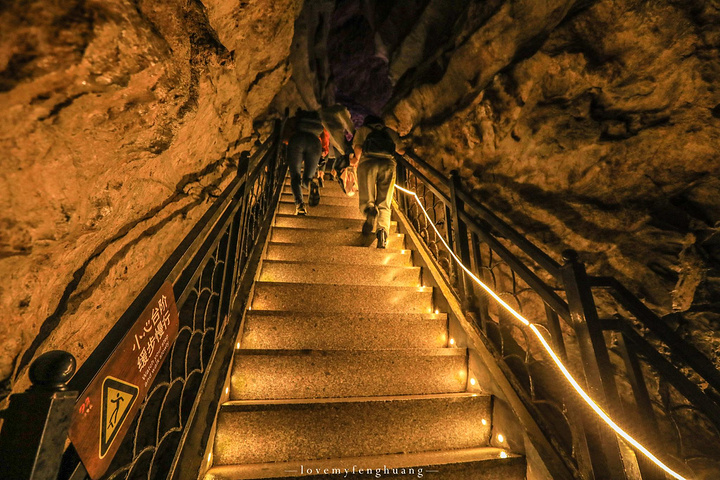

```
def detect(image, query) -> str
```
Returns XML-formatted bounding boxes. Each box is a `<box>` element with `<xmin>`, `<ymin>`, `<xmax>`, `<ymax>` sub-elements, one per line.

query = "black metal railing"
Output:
<box><xmin>0</xmin><ymin>119</ymin><xmax>287</xmax><ymax>480</ymax></box>
<box><xmin>395</xmin><ymin>152</ymin><xmax>720</xmax><ymax>480</ymax></box>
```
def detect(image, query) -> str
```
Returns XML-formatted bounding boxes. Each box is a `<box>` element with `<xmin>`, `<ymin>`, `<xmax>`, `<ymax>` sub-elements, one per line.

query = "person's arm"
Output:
<box><xmin>351</xmin><ymin>126</ymin><xmax>367</xmax><ymax>167</ymax></box>
<box><xmin>388</xmin><ymin>129</ymin><xmax>405</xmax><ymax>155</ymax></box>
<box><xmin>352</xmin><ymin>145</ymin><xmax>362</xmax><ymax>167</ymax></box>
<box><xmin>321</xmin><ymin>129</ymin><xmax>330</xmax><ymax>157</ymax></box>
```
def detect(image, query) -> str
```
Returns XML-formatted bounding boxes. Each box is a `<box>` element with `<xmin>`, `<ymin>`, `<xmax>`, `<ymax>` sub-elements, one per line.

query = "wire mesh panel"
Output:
<box><xmin>395</xmin><ymin>154</ymin><xmax>720</xmax><ymax>480</ymax></box>
<box><xmin>61</xmin><ymin>128</ymin><xmax>287</xmax><ymax>480</ymax></box>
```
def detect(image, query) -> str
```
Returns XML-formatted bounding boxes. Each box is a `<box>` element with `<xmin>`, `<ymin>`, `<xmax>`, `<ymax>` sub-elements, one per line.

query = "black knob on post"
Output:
<box><xmin>28</xmin><ymin>350</ymin><xmax>76</xmax><ymax>392</ymax></box>
<box><xmin>562</xmin><ymin>249</ymin><xmax>579</xmax><ymax>264</ymax></box>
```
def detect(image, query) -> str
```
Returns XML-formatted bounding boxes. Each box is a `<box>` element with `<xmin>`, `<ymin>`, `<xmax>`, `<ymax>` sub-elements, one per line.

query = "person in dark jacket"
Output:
<box><xmin>352</xmin><ymin>115</ymin><xmax>405</xmax><ymax>248</ymax></box>
<box><xmin>287</xmin><ymin>109</ymin><xmax>325</xmax><ymax>215</ymax></box>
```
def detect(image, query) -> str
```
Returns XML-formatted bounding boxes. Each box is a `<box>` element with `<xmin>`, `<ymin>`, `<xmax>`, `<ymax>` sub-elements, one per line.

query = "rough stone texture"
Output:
<box><xmin>0</xmin><ymin>0</ymin><xmax>303</xmax><ymax>396</ymax></box>
<box><xmin>340</xmin><ymin>0</ymin><xmax>720</xmax><ymax>371</ymax></box>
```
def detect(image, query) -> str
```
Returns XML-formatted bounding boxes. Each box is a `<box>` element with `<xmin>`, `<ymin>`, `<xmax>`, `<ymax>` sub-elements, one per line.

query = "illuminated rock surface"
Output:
<box><xmin>1</xmin><ymin>0</ymin><xmax>719</xmax><ymax>412</ymax></box>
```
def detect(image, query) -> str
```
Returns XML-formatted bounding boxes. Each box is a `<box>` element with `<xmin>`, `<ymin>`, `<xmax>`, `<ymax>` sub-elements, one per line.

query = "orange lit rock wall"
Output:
<box><xmin>381</xmin><ymin>0</ymin><xmax>720</xmax><ymax>362</ymax></box>
<box><xmin>0</xmin><ymin>0</ymin><xmax>302</xmax><ymax>394</ymax></box>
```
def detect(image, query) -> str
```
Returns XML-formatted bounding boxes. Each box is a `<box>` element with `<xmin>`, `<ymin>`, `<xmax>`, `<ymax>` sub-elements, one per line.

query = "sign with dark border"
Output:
<box><xmin>69</xmin><ymin>281</ymin><xmax>179</xmax><ymax>479</ymax></box>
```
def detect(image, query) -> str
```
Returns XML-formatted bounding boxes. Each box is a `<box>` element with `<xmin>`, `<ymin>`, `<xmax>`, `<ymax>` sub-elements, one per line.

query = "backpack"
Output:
<box><xmin>362</xmin><ymin>126</ymin><xmax>396</xmax><ymax>160</ymax></box>
<box><xmin>296</xmin><ymin>111</ymin><xmax>325</xmax><ymax>137</ymax></box>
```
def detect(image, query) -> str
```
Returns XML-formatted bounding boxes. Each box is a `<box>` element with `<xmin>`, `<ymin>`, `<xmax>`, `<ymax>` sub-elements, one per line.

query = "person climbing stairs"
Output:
<box><xmin>201</xmin><ymin>175</ymin><xmax>527</xmax><ymax>479</ymax></box>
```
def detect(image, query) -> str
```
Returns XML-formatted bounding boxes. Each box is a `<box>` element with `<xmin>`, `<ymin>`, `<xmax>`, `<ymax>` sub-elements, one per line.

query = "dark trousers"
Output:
<box><xmin>287</xmin><ymin>131</ymin><xmax>322</xmax><ymax>205</ymax></box>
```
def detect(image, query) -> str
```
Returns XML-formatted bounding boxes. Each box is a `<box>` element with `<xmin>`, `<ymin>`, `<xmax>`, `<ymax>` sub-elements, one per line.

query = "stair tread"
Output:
<box><xmin>243</xmin><ymin>310</ymin><xmax>445</xmax><ymax>318</ymax></box>
<box><xmin>234</xmin><ymin>348</ymin><xmax>464</xmax><ymax>356</ymax></box>
<box><xmin>205</xmin><ymin>447</ymin><xmax>522</xmax><ymax>480</ymax></box>
<box><xmin>266</xmin><ymin>242</ymin><xmax>408</xmax><ymax>254</ymax></box>
<box><xmin>221</xmin><ymin>391</ymin><xmax>484</xmax><ymax>408</ymax></box>
<box><xmin>260</xmin><ymin>259</ymin><xmax>416</xmax><ymax>269</ymax></box>
<box><xmin>214</xmin><ymin>394</ymin><xmax>492</xmax><ymax>466</ymax></box>
<box><xmin>253</xmin><ymin>280</ymin><xmax>426</xmax><ymax>288</ymax></box>
<box><xmin>230</xmin><ymin>348</ymin><xmax>469</xmax><ymax>400</ymax></box>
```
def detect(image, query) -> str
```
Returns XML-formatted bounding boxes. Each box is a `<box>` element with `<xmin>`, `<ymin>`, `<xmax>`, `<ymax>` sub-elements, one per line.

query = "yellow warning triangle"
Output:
<box><xmin>100</xmin><ymin>376</ymin><xmax>139</xmax><ymax>458</ymax></box>
<box><xmin>104</xmin><ymin>387</ymin><xmax>133</xmax><ymax>437</ymax></box>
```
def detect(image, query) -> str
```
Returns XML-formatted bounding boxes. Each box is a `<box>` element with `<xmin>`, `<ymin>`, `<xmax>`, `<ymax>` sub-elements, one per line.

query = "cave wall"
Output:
<box><xmin>0</xmin><ymin>0</ymin><xmax>303</xmax><ymax>395</ymax></box>
<box><xmin>344</xmin><ymin>0</ymin><xmax>720</xmax><ymax>363</ymax></box>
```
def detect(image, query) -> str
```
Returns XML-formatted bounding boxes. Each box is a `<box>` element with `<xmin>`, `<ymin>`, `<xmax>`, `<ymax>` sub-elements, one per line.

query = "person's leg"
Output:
<box><xmin>301</xmin><ymin>133</ymin><xmax>322</xmax><ymax>187</ymax></box>
<box><xmin>357</xmin><ymin>159</ymin><xmax>379</xmax><ymax>235</ymax></box>
<box><xmin>302</xmin><ymin>133</ymin><xmax>323</xmax><ymax>206</ymax></box>
<box><xmin>287</xmin><ymin>134</ymin><xmax>304</xmax><ymax>206</ymax></box>
<box><xmin>374</xmin><ymin>160</ymin><xmax>396</xmax><ymax>247</ymax></box>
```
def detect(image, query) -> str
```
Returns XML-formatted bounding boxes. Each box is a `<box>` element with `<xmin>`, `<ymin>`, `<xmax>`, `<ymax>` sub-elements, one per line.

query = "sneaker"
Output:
<box><xmin>317</xmin><ymin>173</ymin><xmax>325</xmax><ymax>188</ymax></box>
<box><xmin>376</xmin><ymin>228</ymin><xmax>388</xmax><ymax>249</ymax></box>
<box><xmin>295</xmin><ymin>203</ymin><xmax>308</xmax><ymax>216</ymax></box>
<box><xmin>309</xmin><ymin>178</ymin><xmax>320</xmax><ymax>207</ymax></box>
<box><xmin>362</xmin><ymin>206</ymin><xmax>378</xmax><ymax>235</ymax></box>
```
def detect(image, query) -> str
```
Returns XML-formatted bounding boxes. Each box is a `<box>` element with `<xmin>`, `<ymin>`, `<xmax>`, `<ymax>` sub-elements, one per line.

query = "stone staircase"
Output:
<box><xmin>202</xmin><ymin>176</ymin><xmax>526</xmax><ymax>479</ymax></box>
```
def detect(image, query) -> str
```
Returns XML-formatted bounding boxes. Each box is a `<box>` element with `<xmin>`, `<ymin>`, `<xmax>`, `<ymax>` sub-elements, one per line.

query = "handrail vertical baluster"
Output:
<box><xmin>560</xmin><ymin>249</ymin><xmax>628</xmax><ymax>479</ymax></box>
<box><xmin>617</xmin><ymin>330</ymin><xmax>666</xmax><ymax>480</ymax></box>
<box><xmin>449</xmin><ymin>171</ymin><xmax>473</xmax><ymax>307</ymax></box>
<box><xmin>469</xmin><ymin>231</ymin><xmax>490</xmax><ymax>333</ymax></box>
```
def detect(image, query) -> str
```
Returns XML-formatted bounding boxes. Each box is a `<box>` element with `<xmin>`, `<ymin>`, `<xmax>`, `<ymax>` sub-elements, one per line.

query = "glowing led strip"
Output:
<box><xmin>394</xmin><ymin>184</ymin><xmax>688</xmax><ymax>480</ymax></box>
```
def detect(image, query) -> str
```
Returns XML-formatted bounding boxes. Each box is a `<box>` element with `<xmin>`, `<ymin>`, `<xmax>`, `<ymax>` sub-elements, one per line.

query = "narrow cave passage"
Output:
<box><xmin>1</xmin><ymin>1</ymin><xmax>720</xmax><ymax>480</ymax></box>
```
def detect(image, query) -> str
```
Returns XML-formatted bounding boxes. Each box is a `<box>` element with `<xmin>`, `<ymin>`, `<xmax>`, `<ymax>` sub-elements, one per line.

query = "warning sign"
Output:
<box><xmin>100</xmin><ymin>377</ymin><xmax>138</xmax><ymax>458</ymax></box>
<box><xmin>69</xmin><ymin>282</ymin><xmax>179</xmax><ymax>479</ymax></box>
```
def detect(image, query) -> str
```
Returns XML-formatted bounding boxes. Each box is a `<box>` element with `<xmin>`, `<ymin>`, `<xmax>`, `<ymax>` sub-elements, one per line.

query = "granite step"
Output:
<box><xmin>258</xmin><ymin>260</ymin><xmax>421</xmax><ymax>286</ymax></box>
<box><xmin>240</xmin><ymin>311</ymin><xmax>448</xmax><ymax>350</ymax></box>
<box><xmin>274</xmin><ymin>214</ymin><xmax>397</xmax><ymax>233</ymax></box>
<box><xmin>269</xmin><ymin>228</ymin><xmax>405</xmax><ymax>248</ymax></box>
<box><xmin>212</xmin><ymin>394</ymin><xmax>492</xmax><ymax>466</ymax></box>
<box><xmin>278</xmin><ymin>202</ymin><xmax>362</xmax><ymax>219</ymax></box>
<box><xmin>264</xmin><ymin>243</ymin><xmax>412</xmax><ymax>267</ymax></box>
<box><xmin>230</xmin><ymin>348</ymin><xmax>467</xmax><ymax>400</ymax></box>
<box><xmin>204</xmin><ymin>447</ymin><xmax>525</xmax><ymax>480</ymax></box>
<box><xmin>282</xmin><ymin>185</ymin><xmax>349</xmax><ymax>199</ymax></box>
<box><xmin>250</xmin><ymin>282</ymin><xmax>433</xmax><ymax>313</ymax></box>
<box><xmin>280</xmin><ymin>192</ymin><xmax>356</xmax><ymax>206</ymax></box>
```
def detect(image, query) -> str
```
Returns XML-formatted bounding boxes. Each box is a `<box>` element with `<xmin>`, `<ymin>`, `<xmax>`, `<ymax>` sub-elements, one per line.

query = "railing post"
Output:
<box><xmin>560</xmin><ymin>249</ymin><xmax>628</xmax><ymax>480</ymax></box>
<box><xmin>0</xmin><ymin>351</ymin><xmax>77</xmax><ymax>480</ymax></box>
<box><xmin>395</xmin><ymin>160</ymin><xmax>408</xmax><ymax>215</ymax></box>
<box><xmin>448</xmin><ymin>170</ymin><xmax>473</xmax><ymax>306</ymax></box>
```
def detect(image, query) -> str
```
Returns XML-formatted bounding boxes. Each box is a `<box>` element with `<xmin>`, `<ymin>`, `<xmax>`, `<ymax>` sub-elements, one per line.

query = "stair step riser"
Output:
<box><xmin>281</xmin><ymin>193</ymin><xmax>355</xmax><ymax>206</ymax></box>
<box><xmin>264</xmin><ymin>244</ymin><xmax>411</xmax><ymax>266</ymax></box>
<box><xmin>282</xmin><ymin>186</ymin><xmax>349</xmax><ymax>199</ymax></box>
<box><xmin>214</xmin><ymin>396</ymin><xmax>492</xmax><ymax>465</ymax></box>
<box><xmin>230</xmin><ymin>350</ymin><xmax>467</xmax><ymax>400</ymax></box>
<box><xmin>270</xmin><ymin>229</ymin><xmax>405</xmax><ymax>248</ymax></box>
<box><xmin>258</xmin><ymin>262</ymin><xmax>421</xmax><ymax>286</ymax></box>
<box><xmin>278</xmin><ymin>203</ymin><xmax>362</xmax><ymax>219</ymax></box>
<box><xmin>274</xmin><ymin>216</ymin><xmax>397</xmax><ymax>233</ymax></box>
<box><xmin>251</xmin><ymin>283</ymin><xmax>433</xmax><ymax>313</ymax></box>
<box><xmin>241</xmin><ymin>313</ymin><xmax>447</xmax><ymax>349</ymax></box>
<box><xmin>205</xmin><ymin>450</ymin><xmax>525</xmax><ymax>480</ymax></box>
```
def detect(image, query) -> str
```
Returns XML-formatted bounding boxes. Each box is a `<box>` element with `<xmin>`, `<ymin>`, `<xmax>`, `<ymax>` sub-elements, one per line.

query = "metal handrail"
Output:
<box><xmin>395</xmin><ymin>153</ymin><xmax>720</xmax><ymax>480</ymax></box>
<box><xmin>592</xmin><ymin>275</ymin><xmax>720</xmax><ymax>396</ymax></box>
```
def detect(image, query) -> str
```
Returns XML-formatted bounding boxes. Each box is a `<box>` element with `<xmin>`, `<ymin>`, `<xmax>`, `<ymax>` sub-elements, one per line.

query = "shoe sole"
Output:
<box><xmin>309</xmin><ymin>183</ymin><xmax>320</xmax><ymax>207</ymax></box>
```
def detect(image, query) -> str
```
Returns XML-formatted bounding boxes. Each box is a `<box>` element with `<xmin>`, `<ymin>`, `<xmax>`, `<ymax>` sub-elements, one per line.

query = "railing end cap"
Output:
<box><xmin>561</xmin><ymin>249</ymin><xmax>579</xmax><ymax>263</ymax></box>
<box><xmin>28</xmin><ymin>350</ymin><xmax>76</xmax><ymax>392</ymax></box>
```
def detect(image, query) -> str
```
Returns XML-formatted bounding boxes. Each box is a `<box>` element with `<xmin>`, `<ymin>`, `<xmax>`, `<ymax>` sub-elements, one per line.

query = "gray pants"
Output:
<box><xmin>357</xmin><ymin>157</ymin><xmax>396</xmax><ymax>233</ymax></box>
